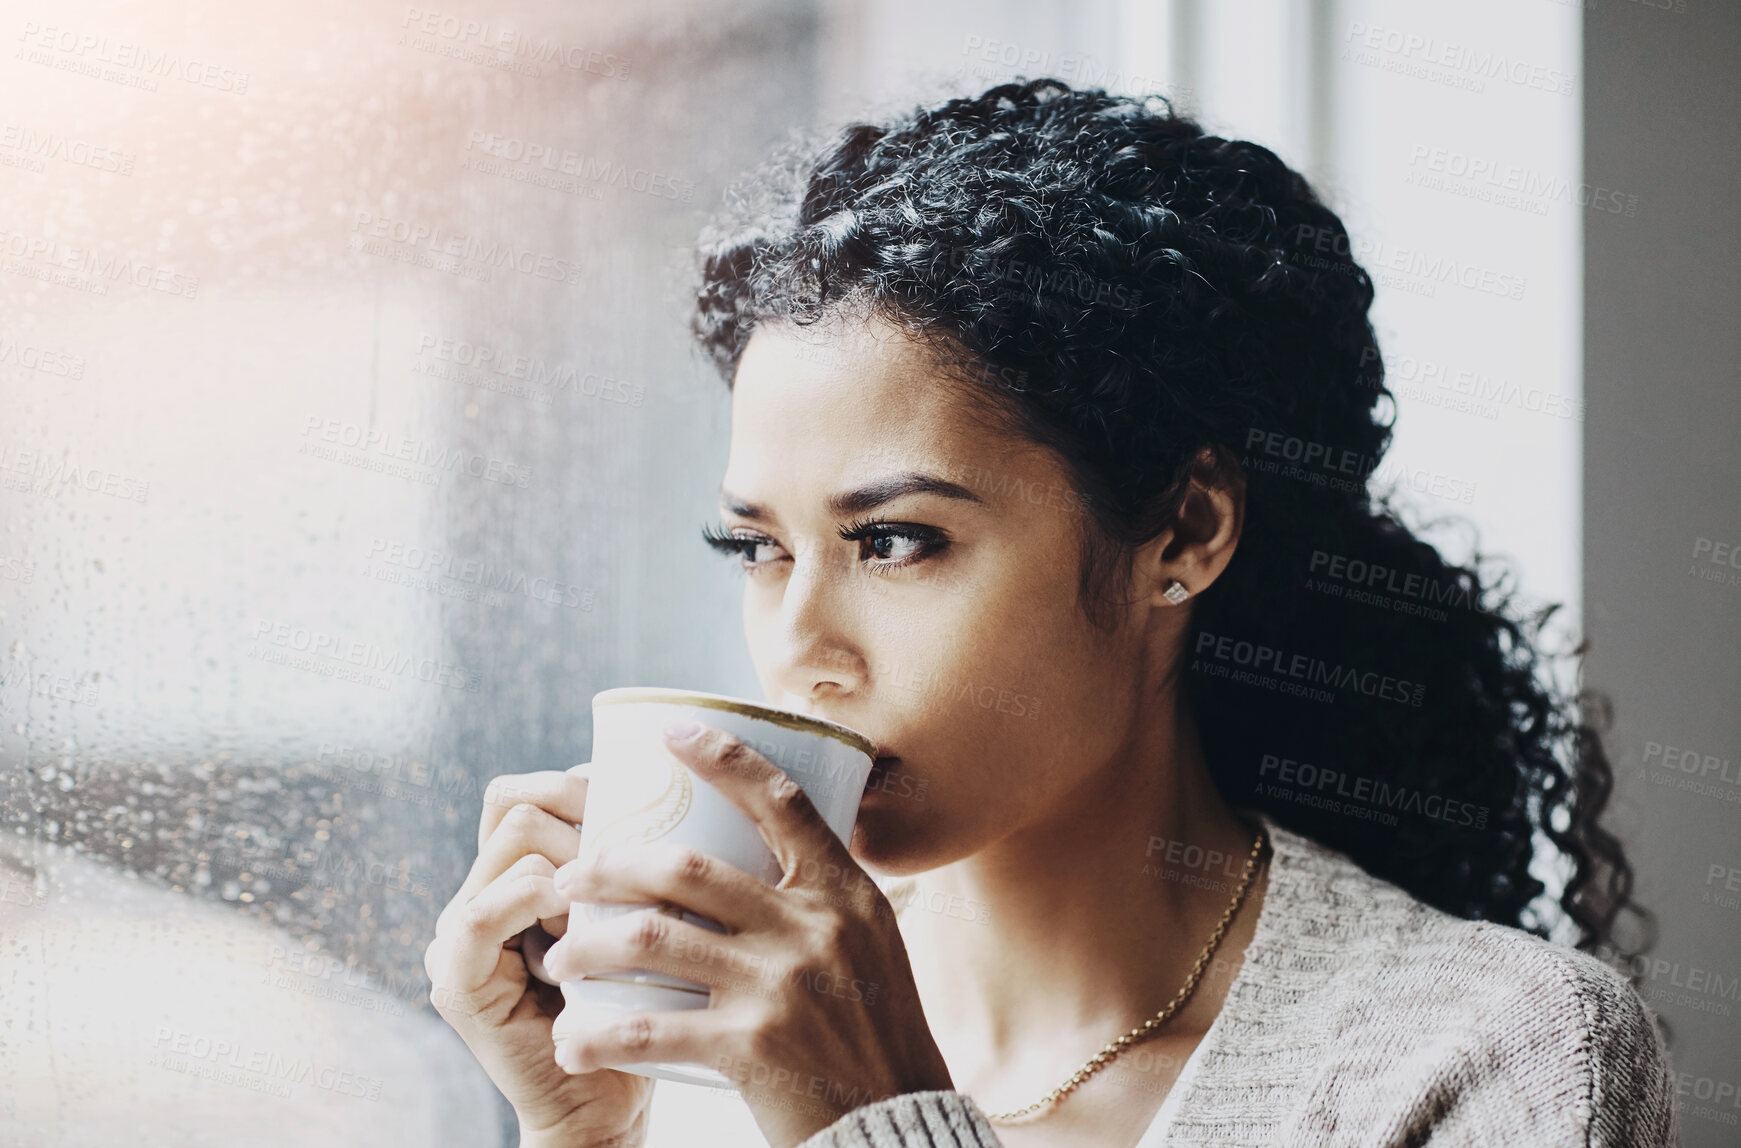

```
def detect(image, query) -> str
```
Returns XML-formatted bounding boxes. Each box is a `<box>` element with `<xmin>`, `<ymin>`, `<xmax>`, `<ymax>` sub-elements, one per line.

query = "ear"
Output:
<box><xmin>1132</xmin><ymin>446</ymin><xmax>1245</xmax><ymax>606</ymax></box>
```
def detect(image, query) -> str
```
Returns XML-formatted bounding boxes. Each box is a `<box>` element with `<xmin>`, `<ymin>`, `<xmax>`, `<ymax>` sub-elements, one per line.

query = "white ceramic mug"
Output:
<box><xmin>553</xmin><ymin>687</ymin><xmax>877</xmax><ymax>1089</ymax></box>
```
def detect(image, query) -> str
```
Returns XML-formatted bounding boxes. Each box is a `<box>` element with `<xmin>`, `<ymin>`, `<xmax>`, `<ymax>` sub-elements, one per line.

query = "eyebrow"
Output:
<box><xmin>720</xmin><ymin>472</ymin><xmax>986</xmax><ymax>523</ymax></box>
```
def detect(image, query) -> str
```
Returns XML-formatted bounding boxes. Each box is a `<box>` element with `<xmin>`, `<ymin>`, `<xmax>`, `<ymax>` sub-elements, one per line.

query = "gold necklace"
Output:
<box><xmin>957</xmin><ymin>822</ymin><xmax>1268</xmax><ymax>1125</ymax></box>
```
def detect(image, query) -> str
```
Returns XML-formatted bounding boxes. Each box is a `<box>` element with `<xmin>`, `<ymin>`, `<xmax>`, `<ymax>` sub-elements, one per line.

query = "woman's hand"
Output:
<box><xmin>543</xmin><ymin>720</ymin><xmax>955</xmax><ymax>1148</ymax></box>
<box><xmin>424</xmin><ymin>766</ymin><xmax>655</xmax><ymax>1147</ymax></box>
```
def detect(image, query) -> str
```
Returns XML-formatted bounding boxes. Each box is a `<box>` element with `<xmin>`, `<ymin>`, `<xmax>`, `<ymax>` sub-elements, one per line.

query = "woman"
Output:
<box><xmin>424</xmin><ymin>81</ymin><xmax>1679</xmax><ymax>1147</ymax></box>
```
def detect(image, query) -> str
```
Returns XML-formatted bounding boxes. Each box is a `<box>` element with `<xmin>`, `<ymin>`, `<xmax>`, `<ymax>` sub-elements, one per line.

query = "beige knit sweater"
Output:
<box><xmin>796</xmin><ymin>809</ymin><xmax>1681</xmax><ymax>1147</ymax></box>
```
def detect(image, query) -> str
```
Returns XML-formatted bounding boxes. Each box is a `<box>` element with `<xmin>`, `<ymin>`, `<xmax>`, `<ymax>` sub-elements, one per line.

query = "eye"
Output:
<box><xmin>837</xmin><ymin>517</ymin><xmax>949</xmax><ymax>571</ymax></box>
<box><xmin>701</xmin><ymin>523</ymin><xmax>787</xmax><ymax>569</ymax></box>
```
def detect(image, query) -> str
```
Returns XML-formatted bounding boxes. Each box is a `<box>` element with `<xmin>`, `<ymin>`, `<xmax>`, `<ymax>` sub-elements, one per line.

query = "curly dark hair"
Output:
<box><xmin>689</xmin><ymin>79</ymin><xmax>1648</xmax><ymax>969</ymax></box>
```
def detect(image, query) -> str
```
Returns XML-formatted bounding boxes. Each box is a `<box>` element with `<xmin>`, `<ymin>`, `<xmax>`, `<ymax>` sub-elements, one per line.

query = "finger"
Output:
<box><xmin>661</xmin><ymin>722</ymin><xmax>848</xmax><ymax>886</ymax></box>
<box><xmin>455</xmin><ymin>800</ymin><xmax>584</xmax><ymax>913</ymax></box>
<box><xmin>425</xmin><ymin>943</ymin><xmax>533</xmax><ymax>1024</ymax></box>
<box><xmin>542</xmin><ymin>903</ymin><xmax>757</xmax><ymax>988</ymax></box>
<box><xmin>478</xmin><ymin>767</ymin><xmax>590</xmax><ymax>853</ymax></box>
<box><xmin>553</xmin><ymin>1002</ymin><xmax>738</xmax><ymax>1076</ymax></box>
<box><xmin>556</xmin><ymin>842</ymin><xmax>783</xmax><ymax>933</ymax></box>
<box><xmin>432</xmin><ymin>853</ymin><xmax>571</xmax><ymax>988</ymax></box>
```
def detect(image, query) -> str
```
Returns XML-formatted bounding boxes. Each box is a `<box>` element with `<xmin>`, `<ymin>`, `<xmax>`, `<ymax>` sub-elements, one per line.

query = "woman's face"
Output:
<box><xmin>717</xmin><ymin>316</ymin><xmax>1162</xmax><ymax>877</ymax></box>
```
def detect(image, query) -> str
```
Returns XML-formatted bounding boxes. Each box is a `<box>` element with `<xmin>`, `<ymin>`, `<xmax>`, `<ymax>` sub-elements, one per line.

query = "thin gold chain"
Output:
<box><xmin>958</xmin><ymin>823</ymin><xmax>1269</xmax><ymax>1124</ymax></box>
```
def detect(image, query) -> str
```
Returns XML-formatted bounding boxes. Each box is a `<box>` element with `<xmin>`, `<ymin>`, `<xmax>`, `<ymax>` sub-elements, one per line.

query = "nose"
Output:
<box><xmin>760</xmin><ymin>539</ymin><xmax>868</xmax><ymax>709</ymax></box>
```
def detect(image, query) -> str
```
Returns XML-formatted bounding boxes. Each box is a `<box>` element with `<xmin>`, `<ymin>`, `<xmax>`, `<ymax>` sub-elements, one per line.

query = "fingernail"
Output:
<box><xmin>537</xmin><ymin>939</ymin><xmax>561</xmax><ymax>979</ymax></box>
<box><xmin>663</xmin><ymin>718</ymin><xmax>701</xmax><ymax>742</ymax></box>
<box><xmin>554</xmin><ymin>859</ymin><xmax>581</xmax><ymax>894</ymax></box>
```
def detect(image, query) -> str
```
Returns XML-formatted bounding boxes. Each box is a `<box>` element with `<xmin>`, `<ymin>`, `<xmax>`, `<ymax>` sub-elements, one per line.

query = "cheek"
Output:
<box><xmin>852</xmin><ymin>559</ymin><xmax>1138</xmax><ymax>867</ymax></box>
<box><xmin>880</xmin><ymin>588</ymin><xmax>1102</xmax><ymax>789</ymax></box>
<box><xmin>868</xmin><ymin>587</ymin><xmax>1044</xmax><ymax>722</ymax></box>
<box><xmin>937</xmin><ymin>588</ymin><xmax>1139</xmax><ymax>786</ymax></box>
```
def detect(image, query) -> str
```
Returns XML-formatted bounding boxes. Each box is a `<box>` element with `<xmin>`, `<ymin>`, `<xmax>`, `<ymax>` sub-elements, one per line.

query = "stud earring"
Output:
<box><xmin>1162</xmin><ymin>579</ymin><xmax>1190</xmax><ymax>605</ymax></box>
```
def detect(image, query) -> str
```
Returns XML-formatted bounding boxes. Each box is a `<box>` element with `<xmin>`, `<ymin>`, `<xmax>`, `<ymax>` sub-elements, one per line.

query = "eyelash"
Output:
<box><xmin>701</xmin><ymin>517</ymin><xmax>949</xmax><ymax>574</ymax></box>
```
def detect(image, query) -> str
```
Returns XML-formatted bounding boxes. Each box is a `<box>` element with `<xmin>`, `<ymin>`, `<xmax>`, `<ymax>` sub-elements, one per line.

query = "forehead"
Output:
<box><xmin>725</xmin><ymin>318</ymin><xmax>1019</xmax><ymax>491</ymax></box>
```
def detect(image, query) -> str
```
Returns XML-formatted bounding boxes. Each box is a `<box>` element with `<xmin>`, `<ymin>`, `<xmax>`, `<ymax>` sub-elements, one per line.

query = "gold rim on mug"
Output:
<box><xmin>592</xmin><ymin>687</ymin><xmax>879</xmax><ymax>759</ymax></box>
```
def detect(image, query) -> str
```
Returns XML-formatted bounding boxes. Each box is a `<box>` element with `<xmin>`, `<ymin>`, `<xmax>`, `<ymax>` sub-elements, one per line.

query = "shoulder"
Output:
<box><xmin>1249</xmin><ymin>815</ymin><xmax>1682</xmax><ymax>1145</ymax></box>
<box><xmin>1411</xmin><ymin>913</ymin><xmax>1678</xmax><ymax>1133</ymax></box>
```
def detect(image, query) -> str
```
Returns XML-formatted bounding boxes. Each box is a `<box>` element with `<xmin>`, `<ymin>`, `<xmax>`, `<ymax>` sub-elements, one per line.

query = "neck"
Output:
<box><xmin>893</xmin><ymin>696</ymin><xmax>1265</xmax><ymax>1102</ymax></box>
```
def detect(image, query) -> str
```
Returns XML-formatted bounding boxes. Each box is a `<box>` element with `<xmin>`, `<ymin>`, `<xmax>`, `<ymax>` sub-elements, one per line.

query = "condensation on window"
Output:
<box><xmin>0</xmin><ymin>1</ymin><xmax>797</xmax><ymax>1143</ymax></box>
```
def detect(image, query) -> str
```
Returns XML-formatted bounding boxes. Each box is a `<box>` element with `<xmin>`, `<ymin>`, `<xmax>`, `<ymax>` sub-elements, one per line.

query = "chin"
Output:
<box><xmin>848</xmin><ymin>835</ymin><xmax>910</xmax><ymax>878</ymax></box>
<box><xmin>848</xmin><ymin>805</ymin><xmax>958</xmax><ymax>878</ymax></box>
<box><xmin>847</xmin><ymin>754</ymin><xmax>960</xmax><ymax>875</ymax></box>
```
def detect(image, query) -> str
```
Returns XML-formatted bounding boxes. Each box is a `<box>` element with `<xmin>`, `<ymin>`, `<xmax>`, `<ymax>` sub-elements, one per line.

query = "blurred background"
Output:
<box><xmin>0</xmin><ymin>0</ymin><xmax>1734</xmax><ymax>1144</ymax></box>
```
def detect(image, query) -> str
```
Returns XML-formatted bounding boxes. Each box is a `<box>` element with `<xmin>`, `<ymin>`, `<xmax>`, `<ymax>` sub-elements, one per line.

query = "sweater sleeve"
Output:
<box><xmin>1413</xmin><ymin>945</ymin><xmax>1684</xmax><ymax>1148</ymax></box>
<box><xmin>1576</xmin><ymin>962</ymin><xmax>1681</xmax><ymax>1148</ymax></box>
<box><xmin>792</xmin><ymin>1091</ymin><xmax>1005</xmax><ymax>1148</ymax></box>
